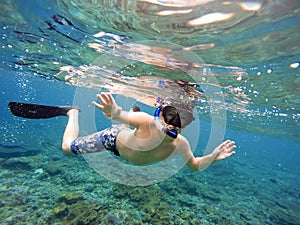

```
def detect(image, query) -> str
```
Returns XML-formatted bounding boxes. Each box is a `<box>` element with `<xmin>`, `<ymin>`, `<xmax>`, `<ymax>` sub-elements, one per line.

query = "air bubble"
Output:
<box><xmin>236</xmin><ymin>76</ymin><xmax>242</xmax><ymax>81</ymax></box>
<box><xmin>290</xmin><ymin>62</ymin><xmax>299</xmax><ymax>69</ymax></box>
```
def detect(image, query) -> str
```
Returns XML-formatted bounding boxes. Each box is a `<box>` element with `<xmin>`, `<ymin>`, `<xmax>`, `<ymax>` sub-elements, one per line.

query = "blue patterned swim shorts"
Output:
<box><xmin>70</xmin><ymin>126</ymin><xmax>122</xmax><ymax>156</ymax></box>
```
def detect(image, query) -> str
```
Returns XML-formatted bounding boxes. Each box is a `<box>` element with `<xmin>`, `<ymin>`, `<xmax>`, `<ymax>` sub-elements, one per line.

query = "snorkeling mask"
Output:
<box><xmin>154</xmin><ymin>106</ymin><xmax>180</xmax><ymax>139</ymax></box>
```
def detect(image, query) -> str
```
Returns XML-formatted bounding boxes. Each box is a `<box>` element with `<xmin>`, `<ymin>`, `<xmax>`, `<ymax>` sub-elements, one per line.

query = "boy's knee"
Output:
<box><xmin>62</xmin><ymin>142</ymin><xmax>72</xmax><ymax>154</ymax></box>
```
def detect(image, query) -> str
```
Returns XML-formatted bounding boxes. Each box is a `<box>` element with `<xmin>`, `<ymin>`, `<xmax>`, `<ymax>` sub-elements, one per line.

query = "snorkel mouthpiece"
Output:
<box><xmin>166</xmin><ymin>127</ymin><xmax>178</xmax><ymax>139</ymax></box>
<box><xmin>154</xmin><ymin>107</ymin><xmax>178</xmax><ymax>139</ymax></box>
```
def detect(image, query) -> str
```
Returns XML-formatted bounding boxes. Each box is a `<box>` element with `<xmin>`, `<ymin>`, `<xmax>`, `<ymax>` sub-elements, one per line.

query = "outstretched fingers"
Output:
<box><xmin>92</xmin><ymin>100</ymin><xmax>103</xmax><ymax>110</ymax></box>
<box><xmin>222</xmin><ymin>140</ymin><xmax>236</xmax><ymax>155</ymax></box>
<box><xmin>92</xmin><ymin>93</ymin><xmax>120</xmax><ymax>119</ymax></box>
<box><xmin>215</xmin><ymin>140</ymin><xmax>231</xmax><ymax>152</ymax></box>
<box><xmin>99</xmin><ymin>93</ymin><xmax>108</xmax><ymax>105</ymax></box>
<box><xmin>98</xmin><ymin>93</ymin><xmax>114</xmax><ymax>105</ymax></box>
<box><xmin>106</xmin><ymin>93</ymin><xmax>114</xmax><ymax>103</ymax></box>
<box><xmin>92</xmin><ymin>93</ymin><xmax>109</xmax><ymax>108</ymax></box>
<box><xmin>214</xmin><ymin>140</ymin><xmax>236</xmax><ymax>162</ymax></box>
<box><xmin>92</xmin><ymin>93</ymin><xmax>108</xmax><ymax>111</ymax></box>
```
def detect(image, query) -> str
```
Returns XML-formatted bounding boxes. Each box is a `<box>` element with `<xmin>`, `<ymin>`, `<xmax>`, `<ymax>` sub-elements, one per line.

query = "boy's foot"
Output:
<box><xmin>8</xmin><ymin>102</ymin><xmax>80</xmax><ymax>119</ymax></box>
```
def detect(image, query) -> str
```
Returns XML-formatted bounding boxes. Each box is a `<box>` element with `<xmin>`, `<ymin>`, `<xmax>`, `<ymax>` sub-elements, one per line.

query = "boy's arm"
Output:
<box><xmin>178</xmin><ymin>137</ymin><xmax>236</xmax><ymax>171</ymax></box>
<box><xmin>92</xmin><ymin>92</ymin><xmax>152</xmax><ymax>127</ymax></box>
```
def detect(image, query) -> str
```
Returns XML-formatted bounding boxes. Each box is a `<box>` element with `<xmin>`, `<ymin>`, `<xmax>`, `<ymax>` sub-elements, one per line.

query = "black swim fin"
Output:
<box><xmin>8</xmin><ymin>102</ymin><xmax>79</xmax><ymax>119</ymax></box>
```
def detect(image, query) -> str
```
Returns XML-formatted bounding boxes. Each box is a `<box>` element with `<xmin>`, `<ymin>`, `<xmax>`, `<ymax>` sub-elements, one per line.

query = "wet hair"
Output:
<box><xmin>132</xmin><ymin>105</ymin><xmax>141</xmax><ymax>112</ymax></box>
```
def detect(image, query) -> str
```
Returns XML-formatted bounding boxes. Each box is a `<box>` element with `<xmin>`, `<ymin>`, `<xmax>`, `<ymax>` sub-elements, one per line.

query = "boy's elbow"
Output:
<box><xmin>187</xmin><ymin>161</ymin><xmax>209</xmax><ymax>172</ymax></box>
<box><xmin>189</xmin><ymin>166</ymin><xmax>207</xmax><ymax>172</ymax></box>
<box><xmin>187</xmin><ymin>163</ymin><xmax>200</xmax><ymax>172</ymax></box>
<box><xmin>189</xmin><ymin>167</ymin><xmax>198</xmax><ymax>172</ymax></box>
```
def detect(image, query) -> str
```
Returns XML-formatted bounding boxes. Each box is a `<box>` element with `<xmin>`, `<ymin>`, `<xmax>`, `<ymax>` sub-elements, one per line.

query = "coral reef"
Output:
<box><xmin>0</xmin><ymin>144</ymin><xmax>299</xmax><ymax>225</ymax></box>
<box><xmin>53</xmin><ymin>198</ymin><xmax>104</xmax><ymax>225</ymax></box>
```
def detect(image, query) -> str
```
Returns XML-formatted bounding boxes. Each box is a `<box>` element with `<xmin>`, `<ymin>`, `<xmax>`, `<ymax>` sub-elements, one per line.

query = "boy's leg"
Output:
<box><xmin>62</xmin><ymin>109</ymin><xmax>79</xmax><ymax>153</ymax></box>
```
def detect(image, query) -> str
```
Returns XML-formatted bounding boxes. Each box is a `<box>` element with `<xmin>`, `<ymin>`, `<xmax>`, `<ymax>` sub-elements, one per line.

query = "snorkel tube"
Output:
<box><xmin>154</xmin><ymin>107</ymin><xmax>178</xmax><ymax>139</ymax></box>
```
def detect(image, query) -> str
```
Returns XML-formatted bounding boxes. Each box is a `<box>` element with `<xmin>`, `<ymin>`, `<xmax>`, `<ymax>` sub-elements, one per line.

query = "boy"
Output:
<box><xmin>62</xmin><ymin>92</ymin><xmax>236</xmax><ymax>171</ymax></box>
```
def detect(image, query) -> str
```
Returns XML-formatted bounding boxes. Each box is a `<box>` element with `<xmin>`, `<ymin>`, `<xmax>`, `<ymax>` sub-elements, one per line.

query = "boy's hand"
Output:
<box><xmin>213</xmin><ymin>140</ymin><xmax>236</xmax><ymax>162</ymax></box>
<box><xmin>92</xmin><ymin>92</ymin><xmax>122</xmax><ymax>119</ymax></box>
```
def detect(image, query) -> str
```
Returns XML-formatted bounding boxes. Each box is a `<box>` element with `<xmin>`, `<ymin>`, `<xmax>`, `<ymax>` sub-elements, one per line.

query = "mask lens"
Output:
<box><xmin>162</xmin><ymin>106</ymin><xmax>181</xmax><ymax>128</ymax></box>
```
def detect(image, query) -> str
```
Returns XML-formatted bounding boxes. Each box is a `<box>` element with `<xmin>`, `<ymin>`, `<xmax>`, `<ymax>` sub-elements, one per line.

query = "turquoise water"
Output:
<box><xmin>0</xmin><ymin>0</ymin><xmax>299</xmax><ymax>224</ymax></box>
